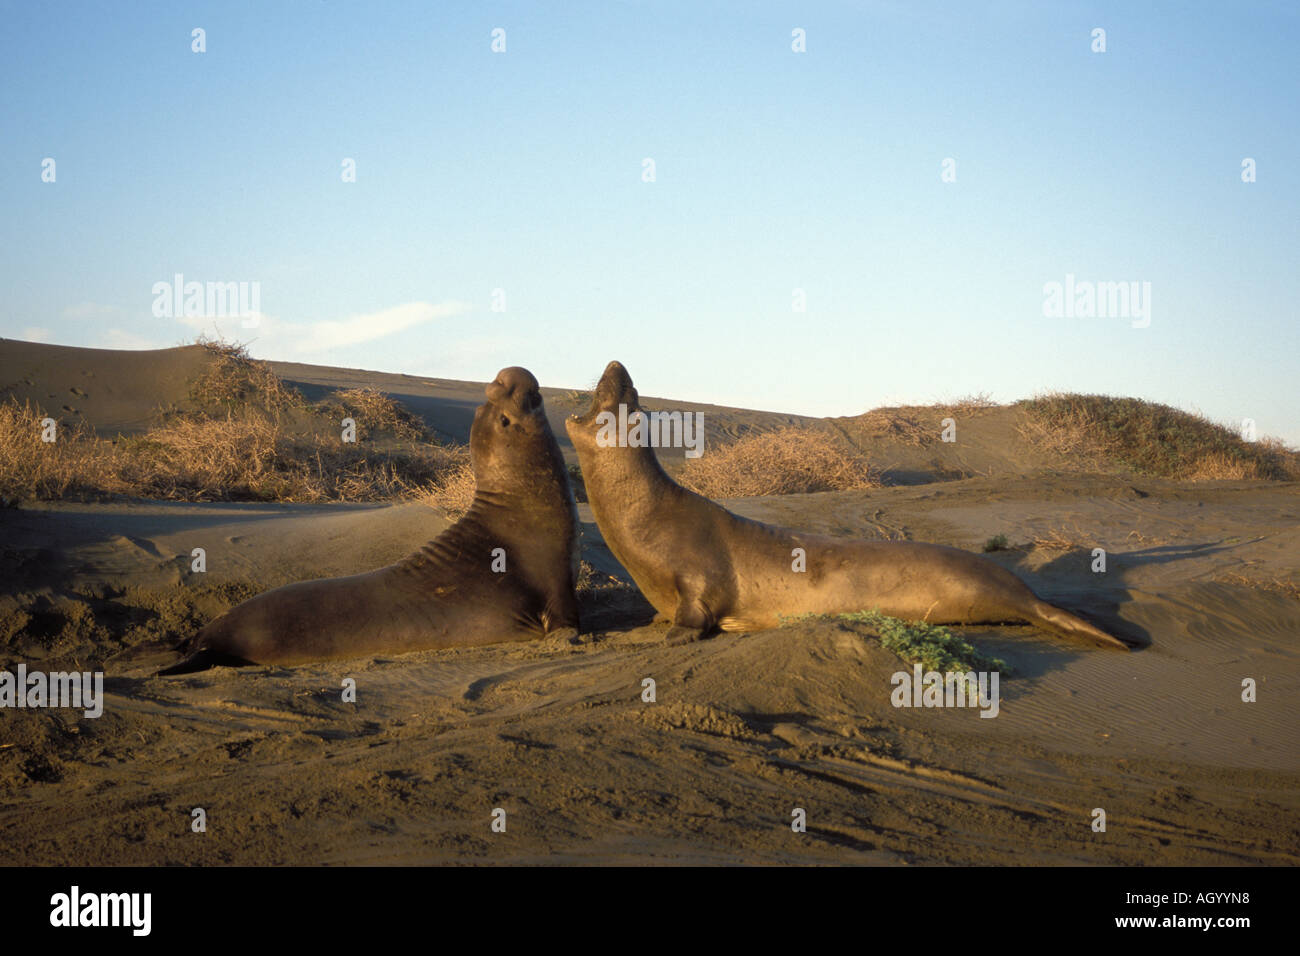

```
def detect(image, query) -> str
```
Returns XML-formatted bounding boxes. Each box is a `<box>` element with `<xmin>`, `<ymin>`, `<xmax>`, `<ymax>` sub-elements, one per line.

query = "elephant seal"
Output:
<box><xmin>161</xmin><ymin>367</ymin><xmax>579</xmax><ymax>672</ymax></box>
<box><xmin>565</xmin><ymin>361</ymin><xmax>1129</xmax><ymax>650</ymax></box>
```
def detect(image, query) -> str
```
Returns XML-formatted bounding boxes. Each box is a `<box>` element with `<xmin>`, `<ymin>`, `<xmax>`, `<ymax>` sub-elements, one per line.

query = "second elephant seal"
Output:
<box><xmin>565</xmin><ymin>361</ymin><xmax>1128</xmax><ymax>650</ymax></box>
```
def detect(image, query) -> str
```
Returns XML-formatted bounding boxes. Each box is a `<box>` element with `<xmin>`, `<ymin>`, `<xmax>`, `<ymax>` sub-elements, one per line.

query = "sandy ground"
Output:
<box><xmin>0</xmin><ymin>342</ymin><xmax>1297</xmax><ymax>864</ymax></box>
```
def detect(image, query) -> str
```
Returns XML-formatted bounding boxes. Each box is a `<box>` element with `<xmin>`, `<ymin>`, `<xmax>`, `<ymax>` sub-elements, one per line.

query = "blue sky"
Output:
<box><xmin>2</xmin><ymin>1</ymin><xmax>1297</xmax><ymax>442</ymax></box>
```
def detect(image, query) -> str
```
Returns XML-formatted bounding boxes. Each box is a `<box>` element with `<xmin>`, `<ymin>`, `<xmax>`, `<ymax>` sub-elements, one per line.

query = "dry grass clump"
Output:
<box><xmin>1014</xmin><ymin>394</ymin><xmax>1109</xmax><ymax>463</ymax></box>
<box><xmin>0</xmin><ymin>399</ymin><xmax>113</xmax><ymax>502</ymax></box>
<box><xmin>410</xmin><ymin>453</ymin><xmax>476</xmax><ymax>518</ymax></box>
<box><xmin>115</xmin><ymin>414</ymin><xmax>284</xmax><ymax>499</ymax></box>
<box><xmin>678</xmin><ymin>425</ymin><xmax>880</xmax><ymax>498</ymax></box>
<box><xmin>0</xmin><ymin>398</ymin><xmax>467</xmax><ymax>504</ymax></box>
<box><xmin>835</xmin><ymin>395</ymin><xmax>999</xmax><ymax>449</ymax></box>
<box><xmin>315</xmin><ymin>387</ymin><xmax>430</xmax><ymax>442</ymax></box>
<box><xmin>1031</xmin><ymin>526</ymin><xmax>1096</xmax><ymax>552</ymax></box>
<box><xmin>189</xmin><ymin>335</ymin><xmax>305</xmax><ymax>417</ymax></box>
<box><xmin>839</xmin><ymin>409</ymin><xmax>933</xmax><ymax>447</ymax></box>
<box><xmin>114</xmin><ymin>414</ymin><xmax>464</xmax><ymax>502</ymax></box>
<box><xmin>936</xmin><ymin>392</ymin><xmax>1000</xmax><ymax>416</ymax></box>
<box><xmin>1257</xmin><ymin>437</ymin><xmax>1300</xmax><ymax>480</ymax></box>
<box><xmin>0</xmin><ymin>338</ymin><xmax>468</xmax><ymax>505</ymax></box>
<box><xmin>1184</xmin><ymin>452</ymin><xmax>1264</xmax><ymax>482</ymax></box>
<box><xmin>984</xmin><ymin>526</ymin><xmax>1108</xmax><ymax>554</ymax></box>
<box><xmin>192</xmin><ymin>338</ymin><xmax>432</xmax><ymax>443</ymax></box>
<box><xmin>1017</xmin><ymin>393</ymin><xmax>1300</xmax><ymax>480</ymax></box>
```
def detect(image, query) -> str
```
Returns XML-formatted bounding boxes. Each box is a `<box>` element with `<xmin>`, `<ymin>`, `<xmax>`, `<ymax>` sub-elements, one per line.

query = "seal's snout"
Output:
<box><xmin>486</xmin><ymin>366</ymin><xmax>543</xmax><ymax>414</ymax></box>
<box><xmin>595</xmin><ymin>360</ymin><xmax>636</xmax><ymax>407</ymax></box>
<box><xmin>569</xmin><ymin>361</ymin><xmax>637</xmax><ymax>428</ymax></box>
<box><xmin>600</xmin><ymin>361</ymin><xmax>631</xmax><ymax>390</ymax></box>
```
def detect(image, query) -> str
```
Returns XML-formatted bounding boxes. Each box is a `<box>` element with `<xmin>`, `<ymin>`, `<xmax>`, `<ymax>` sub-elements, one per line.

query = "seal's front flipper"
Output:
<box><xmin>664</xmin><ymin>597</ymin><xmax>717</xmax><ymax>645</ymax></box>
<box><xmin>157</xmin><ymin>647</ymin><xmax>256</xmax><ymax>675</ymax></box>
<box><xmin>665</xmin><ymin>625</ymin><xmax>710</xmax><ymax>646</ymax></box>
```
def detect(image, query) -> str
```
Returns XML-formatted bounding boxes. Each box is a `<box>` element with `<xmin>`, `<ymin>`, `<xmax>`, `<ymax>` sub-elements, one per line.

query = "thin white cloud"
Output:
<box><xmin>174</xmin><ymin>301</ymin><xmax>471</xmax><ymax>354</ymax></box>
<box><xmin>291</xmin><ymin>301</ymin><xmax>471</xmax><ymax>352</ymax></box>
<box><xmin>21</xmin><ymin>326</ymin><xmax>53</xmax><ymax>342</ymax></box>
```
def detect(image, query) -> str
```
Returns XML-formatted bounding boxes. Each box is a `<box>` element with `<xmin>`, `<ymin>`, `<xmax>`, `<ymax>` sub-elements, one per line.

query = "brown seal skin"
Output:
<box><xmin>565</xmin><ymin>361</ymin><xmax>1130</xmax><ymax>651</ymax></box>
<box><xmin>160</xmin><ymin>367</ymin><xmax>579</xmax><ymax>672</ymax></box>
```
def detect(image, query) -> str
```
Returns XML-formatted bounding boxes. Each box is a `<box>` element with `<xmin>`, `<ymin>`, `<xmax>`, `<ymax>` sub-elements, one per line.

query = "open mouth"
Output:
<box><xmin>570</xmin><ymin>361</ymin><xmax>634</xmax><ymax>426</ymax></box>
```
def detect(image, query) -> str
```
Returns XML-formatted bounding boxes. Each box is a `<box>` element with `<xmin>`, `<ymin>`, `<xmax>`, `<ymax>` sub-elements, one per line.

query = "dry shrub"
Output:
<box><xmin>836</xmin><ymin>395</ymin><xmax>998</xmax><ymax>449</ymax></box>
<box><xmin>1185</xmin><ymin>452</ymin><xmax>1262</xmax><ymax>482</ymax></box>
<box><xmin>192</xmin><ymin>337</ymin><xmax>435</xmax><ymax>444</ymax></box>
<box><xmin>117</xmin><ymin>414</ymin><xmax>283</xmax><ymax>499</ymax></box>
<box><xmin>1015</xmin><ymin>395</ymin><xmax>1106</xmax><ymax>461</ymax></box>
<box><xmin>411</xmin><ymin>453</ymin><xmax>476</xmax><ymax>518</ymax></box>
<box><xmin>316</xmin><ymin>387</ymin><xmax>429</xmax><ymax>442</ymax></box>
<box><xmin>0</xmin><ymin>397</ymin><xmax>467</xmax><ymax>505</ymax></box>
<box><xmin>1</xmin><ymin>336</ymin><xmax>460</xmax><ymax>505</ymax></box>
<box><xmin>117</xmin><ymin>414</ymin><xmax>466</xmax><ymax>502</ymax></box>
<box><xmin>678</xmin><ymin>425</ymin><xmax>880</xmax><ymax>498</ymax></box>
<box><xmin>1031</xmin><ymin>526</ymin><xmax>1095</xmax><ymax>552</ymax></box>
<box><xmin>189</xmin><ymin>335</ymin><xmax>304</xmax><ymax>416</ymax></box>
<box><xmin>1256</xmin><ymin>437</ymin><xmax>1300</xmax><ymax>481</ymax></box>
<box><xmin>843</xmin><ymin>409</ymin><xmax>932</xmax><ymax>447</ymax></box>
<box><xmin>0</xmin><ymin>400</ymin><xmax>113</xmax><ymax>502</ymax></box>
<box><xmin>1016</xmin><ymin>392</ymin><xmax>1300</xmax><ymax>480</ymax></box>
<box><xmin>937</xmin><ymin>392</ymin><xmax>1000</xmax><ymax>416</ymax></box>
<box><xmin>857</xmin><ymin>408</ymin><xmax>930</xmax><ymax>444</ymax></box>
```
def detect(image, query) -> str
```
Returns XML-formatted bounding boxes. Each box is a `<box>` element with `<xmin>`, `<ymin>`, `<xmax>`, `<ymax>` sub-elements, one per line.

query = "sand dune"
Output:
<box><xmin>0</xmin><ymin>339</ymin><xmax>819</xmax><ymax>472</ymax></box>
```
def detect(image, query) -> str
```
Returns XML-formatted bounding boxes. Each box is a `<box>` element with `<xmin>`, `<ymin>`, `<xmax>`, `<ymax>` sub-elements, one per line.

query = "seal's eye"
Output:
<box><xmin>500</xmin><ymin>415</ymin><xmax>510</xmax><ymax>427</ymax></box>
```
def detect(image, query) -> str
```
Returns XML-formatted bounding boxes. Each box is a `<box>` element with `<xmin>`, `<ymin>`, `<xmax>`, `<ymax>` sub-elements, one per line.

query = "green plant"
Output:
<box><xmin>782</xmin><ymin>609</ymin><xmax>1009</xmax><ymax>674</ymax></box>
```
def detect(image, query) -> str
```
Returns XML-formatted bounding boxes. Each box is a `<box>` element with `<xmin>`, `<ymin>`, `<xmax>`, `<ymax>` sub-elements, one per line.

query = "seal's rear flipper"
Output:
<box><xmin>1030</xmin><ymin>600</ymin><xmax>1131</xmax><ymax>651</ymax></box>
<box><xmin>157</xmin><ymin>647</ymin><xmax>256</xmax><ymax>675</ymax></box>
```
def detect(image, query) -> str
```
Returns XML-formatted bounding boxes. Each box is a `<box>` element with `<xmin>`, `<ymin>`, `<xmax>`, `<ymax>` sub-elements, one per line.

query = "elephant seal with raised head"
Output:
<box><xmin>565</xmin><ymin>361</ymin><xmax>1128</xmax><ymax>650</ymax></box>
<box><xmin>161</xmin><ymin>366</ymin><xmax>579</xmax><ymax>672</ymax></box>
